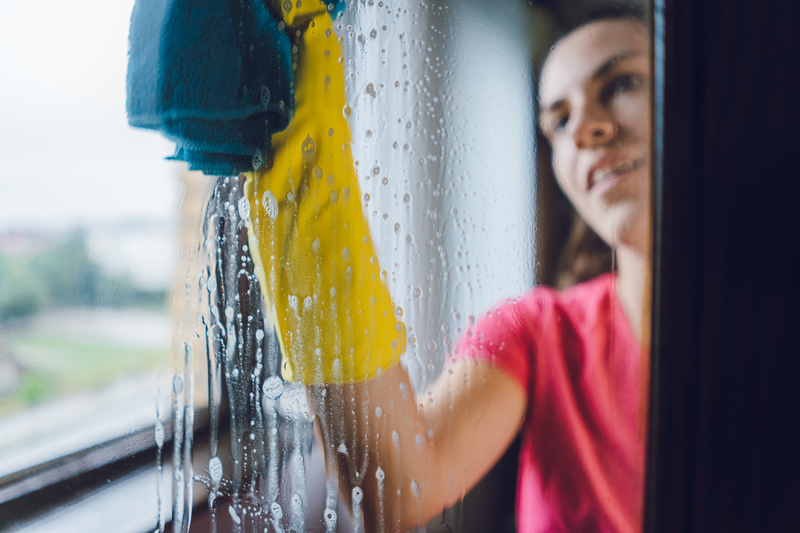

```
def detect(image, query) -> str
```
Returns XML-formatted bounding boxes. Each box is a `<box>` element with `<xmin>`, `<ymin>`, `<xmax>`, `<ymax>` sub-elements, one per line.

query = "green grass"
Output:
<box><xmin>0</xmin><ymin>334</ymin><xmax>167</xmax><ymax>417</ymax></box>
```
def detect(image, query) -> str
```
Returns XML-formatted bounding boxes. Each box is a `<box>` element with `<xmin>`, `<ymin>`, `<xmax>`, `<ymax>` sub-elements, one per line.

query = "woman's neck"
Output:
<box><xmin>616</xmin><ymin>245</ymin><xmax>647</xmax><ymax>342</ymax></box>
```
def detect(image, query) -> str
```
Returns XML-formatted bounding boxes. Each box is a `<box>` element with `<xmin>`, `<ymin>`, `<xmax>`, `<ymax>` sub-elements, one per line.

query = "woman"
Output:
<box><xmin>310</xmin><ymin>7</ymin><xmax>652</xmax><ymax>532</ymax></box>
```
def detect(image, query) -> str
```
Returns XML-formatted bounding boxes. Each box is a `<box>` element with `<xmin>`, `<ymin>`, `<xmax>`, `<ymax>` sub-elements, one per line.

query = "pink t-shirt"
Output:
<box><xmin>456</xmin><ymin>274</ymin><xmax>645</xmax><ymax>533</ymax></box>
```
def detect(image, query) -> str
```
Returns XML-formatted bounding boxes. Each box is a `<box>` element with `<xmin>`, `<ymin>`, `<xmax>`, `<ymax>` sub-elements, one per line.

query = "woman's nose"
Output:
<box><xmin>571</xmin><ymin>107</ymin><xmax>617</xmax><ymax>148</ymax></box>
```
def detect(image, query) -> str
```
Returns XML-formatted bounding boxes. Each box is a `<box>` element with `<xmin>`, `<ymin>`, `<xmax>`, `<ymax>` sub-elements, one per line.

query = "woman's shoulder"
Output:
<box><xmin>458</xmin><ymin>273</ymin><xmax>618</xmax><ymax>350</ymax></box>
<box><xmin>503</xmin><ymin>272</ymin><xmax>616</xmax><ymax>317</ymax></box>
<box><xmin>453</xmin><ymin>274</ymin><xmax>619</xmax><ymax>387</ymax></box>
<box><xmin>559</xmin><ymin>272</ymin><xmax>617</xmax><ymax>308</ymax></box>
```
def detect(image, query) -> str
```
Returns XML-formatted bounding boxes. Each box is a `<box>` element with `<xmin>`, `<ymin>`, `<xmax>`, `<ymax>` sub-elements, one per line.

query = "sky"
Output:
<box><xmin>0</xmin><ymin>0</ymin><xmax>182</xmax><ymax>288</ymax></box>
<box><xmin>0</xmin><ymin>0</ymin><xmax>179</xmax><ymax>232</ymax></box>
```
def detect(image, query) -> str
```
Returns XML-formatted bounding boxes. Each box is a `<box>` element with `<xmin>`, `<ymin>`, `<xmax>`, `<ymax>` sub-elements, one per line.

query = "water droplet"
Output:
<box><xmin>303</xmin><ymin>296</ymin><xmax>313</xmax><ymax>310</ymax></box>
<box><xmin>370</xmin><ymin>29</ymin><xmax>377</xmax><ymax>38</ymax></box>
<box><xmin>256</xmin><ymin>329</ymin><xmax>264</xmax><ymax>341</ymax></box>
<box><xmin>282</xmin><ymin>0</ymin><xmax>292</xmax><ymax>12</ymax></box>
<box><xmin>278</xmin><ymin>20</ymin><xmax>286</xmax><ymax>31</ymax></box>
<box><xmin>376</xmin><ymin>466</ymin><xmax>385</xmax><ymax>481</ymax></box>
<box><xmin>330</xmin><ymin>190</ymin><xmax>338</xmax><ymax>203</ymax></box>
<box><xmin>229</xmin><ymin>505</ymin><xmax>242</xmax><ymax>524</ymax></box>
<box><xmin>271</xmin><ymin>502</ymin><xmax>283</xmax><ymax>519</ymax></box>
<box><xmin>173</xmin><ymin>376</ymin><xmax>184</xmax><ymax>394</ymax></box>
<box><xmin>209</xmin><ymin>457</ymin><xmax>223</xmax><ymax>484</ymax></box>
<box><xmin>372</xmin><ymin>164</ymin><xmax>381</xmax><ymax>175</ymax></box>
<box><xmin>342</xmin><ymin>246</ymin><xmax>351</xmax><ymax>261</ymax></box>
<box><xmin>363</xmin><ymin>192</ymin><xmax>371</xmax><ymax>202</ymax></box>
<box><xmin>154</xmin><ymin>420</ymin><xmax>164</xmax><ymax>447</ymax></box>
<box><xmin>325</xmin><ymin>508</ymin><xmax>337</xmax><ymax>527</ymax></box>
<box><xmin>260</xmin><ymin>85</ymin><xmax>271</xmax><ymax>109</ymax></box>
<box><xmin>252</xmin><ymin>148</ymin><xmax>263</xmax><ymax>170</ymax></box>
<box><xmin>288</xmin><ymin>294</ymin><xmax>299</xmax><ymax>310</ymax></box>
<box><xmin>313</xmin><ymin>166</ymin><xmax>323</xmax><ymax>179</ymax></box>
<box><xmin>381</xmin><ymin>177</ymin><xmax>389</xmax><ymax>186</ymax></box>
<box><xmin>302</xmin><ymin>135</ymin><xmax>316</xmax><ymax>155</ymax></box>
<box><xmin>328</xmin><ymin>127</ymin><xmax>334</xmax><ymax>136</ymax></box>
<box><xmin>312</xmin><ymin>237</ymin><xmax>320</xmax><ymax>253</ymax></box>
<box><xmin>262</xmin><ymin>190</ymin><xmax>279</xmax><ymax>220</ymax></box>
<box><xmin>263</xmin><ymin>376</ymin><xmax>284</xmax><ymax>399</ymax></box>
<box><xmin>375</xmin><ymin>406</ymin><xmax>382</xmax><ymax>417</ymax></box>
<box><xmin>392</xmin><ymin>430</ymin><xmax>400</xmax><ymax>446</ymax></box>
<box><xmin>343</xmin><ymin>104</ymin><xmax>352</xmax><ymax>118</ymax></box>
<box><xmin>352</xmin><ymin>486</ymin><xmax>363</xmax><ymax>504</ymax></box>
<box><xmin>395</xmin><ymin>306</ymin><xmax>403</xmax><ymax>318</ymax></box>
<box><xmin>393</xmin><ymin>222</ymin><xmax>402</xmax><ymax>234</ymax></box>
<box><xmin>427</xmin><ymin>340</ymin><xmax>437</xmax><ymax>350</ymax></box>
<box><xmin>238</xmin><ymin>197</ymin><xmax>250</xmax><ymax>220</ymax></box>
<box><xmin>413</xmin><ymin>287</ymin><xmax>422</xmax><ymax>297</ymax></box>
<box><xmin>411</xmin><ymin>479</ymin><xmax>419</xmax><ymax>498</ymax></box>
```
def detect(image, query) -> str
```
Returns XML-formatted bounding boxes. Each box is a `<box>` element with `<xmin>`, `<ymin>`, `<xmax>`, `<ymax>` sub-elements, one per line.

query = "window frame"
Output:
<box><xmin>644</xmin><ymin>0</ymin><xmax>800</xmax><ymax>531</ymax></box>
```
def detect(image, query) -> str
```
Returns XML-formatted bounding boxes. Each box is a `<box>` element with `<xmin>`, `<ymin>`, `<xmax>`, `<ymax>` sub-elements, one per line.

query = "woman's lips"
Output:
<box><xmin>587</xmin><ymin>158</ymin><xmax>645</xmax><ymax>192</ymax></box>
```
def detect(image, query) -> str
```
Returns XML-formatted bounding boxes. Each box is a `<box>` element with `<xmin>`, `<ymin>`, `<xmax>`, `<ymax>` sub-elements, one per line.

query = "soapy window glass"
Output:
<box><xmin>0</xmin><ymin>0</ymin><xmax>652</xmax><ymax>531</ymax></box>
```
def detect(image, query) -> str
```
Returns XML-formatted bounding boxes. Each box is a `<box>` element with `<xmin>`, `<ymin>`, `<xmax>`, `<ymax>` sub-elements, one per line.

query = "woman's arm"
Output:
<box><xmin>309</xmin><ymin>358</ymin><xmax>526</xmax><ymax>531</ymax></box>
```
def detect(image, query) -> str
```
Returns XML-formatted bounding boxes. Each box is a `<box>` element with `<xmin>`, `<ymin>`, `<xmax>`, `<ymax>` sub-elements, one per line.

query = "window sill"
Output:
<box><xmin>0</xmin><ymin>373</ymin><xmax>209</xmax><ymax>531</ymax></box>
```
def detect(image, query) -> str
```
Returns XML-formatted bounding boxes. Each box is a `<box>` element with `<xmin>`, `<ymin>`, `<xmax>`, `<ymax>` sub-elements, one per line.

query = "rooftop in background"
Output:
<box><xmin>0</xmin><ymin>222</ymin><xmax>176</xmax><ymax>292</ymax></box>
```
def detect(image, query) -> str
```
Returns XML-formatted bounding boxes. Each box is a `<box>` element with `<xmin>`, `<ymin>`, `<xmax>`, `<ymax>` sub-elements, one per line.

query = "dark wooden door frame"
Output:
<box><xmin>645</xmin><ymin>0</ymin><xmax>800</xmax><ymax>531</ymax></box>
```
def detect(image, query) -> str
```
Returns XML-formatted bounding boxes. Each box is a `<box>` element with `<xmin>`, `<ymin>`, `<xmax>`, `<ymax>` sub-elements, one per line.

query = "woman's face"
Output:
<box><xmin>539</xmin><ymin>19</ymin><xmax>651</xmax><ymax>252</ymax></box>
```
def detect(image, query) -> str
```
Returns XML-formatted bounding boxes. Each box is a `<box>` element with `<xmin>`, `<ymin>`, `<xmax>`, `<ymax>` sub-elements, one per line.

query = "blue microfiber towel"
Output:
<box><xmin>126</xmin><ymin>0</ymin><xmax>293</xmax><ymax>176</ymax></box>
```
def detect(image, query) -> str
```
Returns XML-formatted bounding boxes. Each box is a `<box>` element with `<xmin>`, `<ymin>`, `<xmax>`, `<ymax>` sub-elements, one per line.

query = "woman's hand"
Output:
<box><xmin>310</xmin><ymin>359</ymin><xmax>526</xmax><ymax>531</ymax></box>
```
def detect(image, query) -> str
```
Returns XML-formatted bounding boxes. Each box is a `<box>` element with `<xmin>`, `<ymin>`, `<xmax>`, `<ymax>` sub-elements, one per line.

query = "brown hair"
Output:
<box><xmin>553</xmin><ymin>215</ymin><xmax>614</xmax><ymax>290</ymax></box>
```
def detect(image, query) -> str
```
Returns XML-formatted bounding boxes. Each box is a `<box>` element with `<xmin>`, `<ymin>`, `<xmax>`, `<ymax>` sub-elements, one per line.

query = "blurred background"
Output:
<box><xmin>0</xmin><ymin>0</ymin><xmax>642</xmax><ymax>531</ymax></box>
<box><xmin>0</xmin><ymin>0</ymin><xmax>177</xmax><ymax>417</ymax></box>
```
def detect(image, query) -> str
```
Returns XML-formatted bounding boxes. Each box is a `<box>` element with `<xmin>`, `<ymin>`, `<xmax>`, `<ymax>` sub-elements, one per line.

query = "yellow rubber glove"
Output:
<box><xmin>244</xmin><ymin>2</ymin><xmax>405</xmax><ymax>384</ymax></box>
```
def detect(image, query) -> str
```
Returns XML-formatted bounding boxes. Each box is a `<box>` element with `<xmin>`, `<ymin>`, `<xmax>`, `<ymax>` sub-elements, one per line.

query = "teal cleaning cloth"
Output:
<box><xmin>126</xmin><ymin>0</ymin><xmax>293</xmax><ymax>176</ymax></box>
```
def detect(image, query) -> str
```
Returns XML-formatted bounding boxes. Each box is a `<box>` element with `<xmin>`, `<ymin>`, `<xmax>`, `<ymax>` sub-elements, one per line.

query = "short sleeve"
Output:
<box><xmin>453</xmin><ymin>293</ymin><xmax>541</xmax><ymax>391</ymax></box>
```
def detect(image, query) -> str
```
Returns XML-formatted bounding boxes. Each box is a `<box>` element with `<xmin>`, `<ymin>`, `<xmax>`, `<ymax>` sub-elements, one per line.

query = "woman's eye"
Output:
<box><xmin>614</xmin><ymin>75</ymin><xmax>634</xmax><ymax>92</ymax></box>
<box><xmin>602</xmin><ymin>74</ymin><xmax>641</xmax><ymax>102</ymax></box>
<box><xmin>547</xmin><ymin>114</ymin><xmax>569</xmax><ymax>135</ymax></box>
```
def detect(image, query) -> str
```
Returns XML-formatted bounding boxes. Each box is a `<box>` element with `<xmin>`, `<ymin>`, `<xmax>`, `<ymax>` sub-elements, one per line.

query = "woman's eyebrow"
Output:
<box><xmin>539</xmin><ymin>98</ymin><xmax>566</xmax><ymax>118</ymax></box>
<box><xmin>592</xmin><ymin>50</ymin><xmax>642</xmax><ymax>80</ymax></box>
<box><xmin>538</xmin><ymin>50</ymin><xmax>644</xmax><ymax>116</ymax></box>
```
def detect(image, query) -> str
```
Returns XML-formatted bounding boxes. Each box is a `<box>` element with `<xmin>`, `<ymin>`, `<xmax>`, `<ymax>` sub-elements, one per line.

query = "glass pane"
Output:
<box><xmin>2</xmin><ymin>0</ymin><xmax>653</xmax><ymax>531</ymax></box>
<box><xmin>0</xmin><ymin>0</ymin><xmax>178</xmax><ymax>529</ymax></box>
